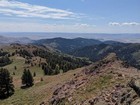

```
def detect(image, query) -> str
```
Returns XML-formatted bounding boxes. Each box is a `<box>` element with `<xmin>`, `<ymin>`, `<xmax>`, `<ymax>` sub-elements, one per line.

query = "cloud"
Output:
<box><xmin>109</xmin><ymin>22</ymin><xmax>140</xmax><ymax>26</ymax></box>
<box><xmin>74</xmin><ymin>23</ymin><xmax>96</xmax><ymax>27</ymax></box>
<box><xmin>0</xmin><ymin>0</ymin><xmax>78</xmax><ymax>19</ymax></box>
<box><xmin>122</xmin><ymin>22</ymin><xmax>140</xmax><ymax>26</ymax></box>
<box><xmin>0</xmin><ymin>22</ymin><xmax>96</xmax><ymax>32</ymax></box>
<box><xmin>109</xmin><ymin>22</ymin><xmax>121</xmax><ymax>26</ymax></box>
<box><xmin>0</xmin><ymin>21</ymin><xmax>140</xmax><ymax>33</ymax></box>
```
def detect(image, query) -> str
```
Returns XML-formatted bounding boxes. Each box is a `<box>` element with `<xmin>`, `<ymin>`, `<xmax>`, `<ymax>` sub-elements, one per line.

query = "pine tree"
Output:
<box><xmin>21</xmin><ymin>69</ymin><xmax>34</xmax><ymax>87</ymax></box>
<box><xmin>27</xmin><ymin>70</ymin><xmax>34</xmax><ymax>86</ymax></box>
<box><xmin>54</xmin><ymin>64</ymin><xmax>60</xmax><ymax>75</ymax></box>
<box><xmin>21</xmin><ymin>69</ymin><xmax>27</xmax><ymax>86</ymax></box>
<box><xmin>47</xmin><ymin>65</ymin><xmax>53</xmax><ymax>75</ymax></box>
<box><xmin>33</xmin><ymin>72</ymin><xmax>36</xmax><ymax>77</ymax></box>
<box><xmin>14</xmin><ymin>66</ymin><xmax>17</xmax><ymax>70</ymax></box>
<box><xmin>43</xmin><ymin>66</ymin><xmax>49</xmax><ymax>75</ymax></box>
<box><xmin>0</xmin><ymin>68</ymin><xmax>14</xmax><ymax>99</ymax></box>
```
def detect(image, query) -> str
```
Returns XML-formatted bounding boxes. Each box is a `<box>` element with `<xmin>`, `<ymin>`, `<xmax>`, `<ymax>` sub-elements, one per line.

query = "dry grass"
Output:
<box><xmin>0</xmin><ymin>55</ymin><xmax>83</xmax><ymax>105</ymax></box>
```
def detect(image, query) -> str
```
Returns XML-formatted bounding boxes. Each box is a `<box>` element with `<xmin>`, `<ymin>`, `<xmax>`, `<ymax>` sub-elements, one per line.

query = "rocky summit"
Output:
<box><xmin>49</xmin><ymin>53</ymin><xmax>140</xmax><ymax>105</ymax></box>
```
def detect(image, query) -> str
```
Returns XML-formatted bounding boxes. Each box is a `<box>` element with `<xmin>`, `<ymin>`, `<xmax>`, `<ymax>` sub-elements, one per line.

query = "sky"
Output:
<box><xmin>0</xmin><ymin>0</ymin><xmax>140</xmax><ymax>33</ymax></box>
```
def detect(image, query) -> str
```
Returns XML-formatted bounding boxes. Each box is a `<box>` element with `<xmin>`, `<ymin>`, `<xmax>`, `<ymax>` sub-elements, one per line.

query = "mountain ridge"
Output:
<box><xmin>49</xmin><ymin>53</ymin><xmax>140</xmax><ymax>105</ymax></box>
<box><xmin>71</xmin><ymin>43</ymin><xmax>140</xmax><ymax>69</ymax></box>
<box><xmin>34</xmin><ymin>37</ymin><xmax>123</xmax><ymax>53</ymax></box>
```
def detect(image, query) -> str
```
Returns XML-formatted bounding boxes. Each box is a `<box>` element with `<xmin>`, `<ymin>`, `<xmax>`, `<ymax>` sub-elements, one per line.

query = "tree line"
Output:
<box><xmin>0</xmin><ymin>56</ymin><xmax>12</xmax><ymax>67</ymax></box>
<box><xmin>0</xmin><ymin>68</ymin><xmax>34</xmax><ymax>99</ymax></box>
<box><xmin>0</xmin><ymin>50</ymin><xmax>8</xmax><ymax>57</ymax></box>
<box><xmin>33</xmin><ymin>49</ymin><xmax>90</xmax><ymax>75</ymax></box>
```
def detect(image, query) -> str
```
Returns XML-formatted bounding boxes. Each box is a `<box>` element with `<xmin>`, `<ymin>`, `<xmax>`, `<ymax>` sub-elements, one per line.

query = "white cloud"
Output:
<box><xmin>0</xmin><ymin>0</ymin><xmax>78</xmax><ymax>19</ymax></box>
<box><xmin>121</xmin><ymin>22</ymin><xmax>140</xmax><ymax>26</ymax></box>
<box><xmin>74</xmin><ymin>23</ymin><xmax>96</xmax><ymax>27</ymax></box>
<box><xmin>109</xmin><ymin>22</ymin><xmax>140</xmax><ymax>26</ymax></box>
<box><xmin>0</xmin><ymin>22</ymin><xmax>96</xmax><ymax>32</ymax></box>
<box><xmin>109</xmin><ymin>22</ymin><xmax>121</xmax><ymax>26</ymax></box>
<box><xmin>0</xmin><ymin>21</ymin><xmax>140</xmax><ymax>33</ymax></box>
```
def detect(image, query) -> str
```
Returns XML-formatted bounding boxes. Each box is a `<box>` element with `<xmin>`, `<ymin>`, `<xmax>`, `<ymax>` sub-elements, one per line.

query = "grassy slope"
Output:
<box><xmin>0</xmin><ymin>54</ymin><xmax>83</xmax><ymax>105</ymax></box>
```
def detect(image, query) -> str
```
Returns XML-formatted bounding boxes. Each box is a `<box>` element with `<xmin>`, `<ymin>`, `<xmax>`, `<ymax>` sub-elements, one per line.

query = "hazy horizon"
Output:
<box><xmin>0</xmin><ymin>0</ymin><xmax>140</xmax><ymax>42</ymax></box>
<box><xmin>1</xmin><ymin>32</ymin><xmax>140</xmax><ymax>43</ymax></box>
<box><xmin>0</xmin><ymin>0</ymin><xmax>140</xmax><ymax>33</ymax></box>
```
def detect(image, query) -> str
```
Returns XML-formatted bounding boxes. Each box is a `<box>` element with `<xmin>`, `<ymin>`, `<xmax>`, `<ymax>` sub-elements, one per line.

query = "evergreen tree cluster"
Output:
<box><xmin>0</xmin><ymin>50</ymin><xmax>8</xmax><ymax>57</ymax></box>
<box><xmin>41</xmin><ymin>63</ymin><xmax>61</xmax><ymax>75</ymax></box>
<box><xmin>0</xmin><ymin>56</ymin><xmax>12</xmax><ymax>67</ymax></box>
<box><xmin>33</xmin><ymin>49</ymin><xmax>89</xmax><ymax>75</ymax></box>
<box><xmin>41</xmin><ymin>63</ymin><xmax>53</xmax><ymax>75</ymax></box>
<box><xmin>0</xmin><ymin>67</ymin><xmax>35</xmax><ymax>99</ymax></box>
<box><xmin>21</xmin><ymin>69</ymin><xmax>34</xmax><ymax>87</ymax></box>
<box><xmin>16</xmin><ymin>49</ymin><xmax>32</xmax><ymax>58</ymax></box>
<box><xmin>0</xmin><ymin>68</ymin><xmax>14</xmax><ymax>99</ymax></box>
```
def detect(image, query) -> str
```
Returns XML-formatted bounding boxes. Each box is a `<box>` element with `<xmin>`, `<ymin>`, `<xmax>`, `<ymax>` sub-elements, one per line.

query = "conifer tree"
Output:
<box><xmin>14</xmin><ymin>66</ymin><xmax>17</xmax><ymax>70</ymax></box>
<box><xmin>54</xmin><ymin>64</ymin><xmax>60</xmax><ymax>75</ymax></box>
<box><xmin>27</xmin><ymin>69</ymin><xmax>34</xmax><ymax>86</ymax></box>
<box><xmin>33</xmin><ymin>72</ymin><xmax>36</xmax><ymax>77</ymax></box>
<box><xmin>43</xmin><ymin>66</ymin><xmax>49</xmax><ymax>75</ymax></box>
<box><xmin>0</xmin><ymin>68</ymin><xmax>14</xmax><ymax>99</ymax></box>
<box><xmin>21</xmin><ymin>69</ymin><xmax>34</xmax><ymax>87</ymax></box>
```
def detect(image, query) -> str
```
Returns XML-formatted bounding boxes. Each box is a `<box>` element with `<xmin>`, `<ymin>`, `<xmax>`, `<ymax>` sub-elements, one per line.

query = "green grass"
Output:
<box><xmin>2</xmin><ymin>45</ymin><xmax>16</xmax><ymax>54</ymax></box>
<box><xmin>86</xmin><ymin>74</ymin><xmax>113</xmax><ymax>93</ymax></box>
<box><xmin>4</xmin><ymin>56</ymin><xmax>25</xmax><ymax>75</ymax></box>
<box><xmin>0</xmin><ymin>82</ymin><xmax>49</xmax><ymax>105</ymax></box>
<box><xmin>4</xmin><ymin>56</ymin><xmax>44</xmax><ymax>77</ymax></box>
<box><xmin>0</xmin><ymin>55</ymin><xmax>83</xmax><ymax>105</ymax></box>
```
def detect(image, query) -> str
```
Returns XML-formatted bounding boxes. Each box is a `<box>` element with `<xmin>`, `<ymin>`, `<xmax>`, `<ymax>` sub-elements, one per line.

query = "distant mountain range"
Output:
<box><xmin>34</xmin><ymin>37</ymin><xmax>125</xmax><ymax>53</ymax></box>
<box><xmin>0</xmin><ymin>33</ymin><xmax>140</xmax><ymax>43</ymax></box>
<box><xmin>0</xmin><ymin>35</ymin><xmax>121</xmax><ymax>48</ymax></box>
<box><xmin>0</xmin><ymin>35</ymin><xmax>32</xmax><ymax>44</ymax></box>
<box><xmin>34</xmin><ymin>37</ymin><xmax>103</xmax><ymax>53</ymax></box>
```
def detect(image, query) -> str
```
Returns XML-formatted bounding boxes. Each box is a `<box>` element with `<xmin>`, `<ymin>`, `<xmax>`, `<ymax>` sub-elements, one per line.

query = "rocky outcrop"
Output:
<box><xmin>88</xmin><ymin>83</ymin><xmax>138</xmax><ymax>105</ymax></box>
<box><xmin>87</xmin><ymin>78</ymin><xmax>140</xmax><ymax>105</ymax></box>
<box><xmin>84</xmin><ymin>53</ymin><xmax>120</xmax><ymax>75</ymax></box>
<box><xmin>49</xmin><ymin>53</ymin><xmax>140</xmax><ymax>105</ymax></box>
<box><xmin>50</xmin><ymin>73</ymin><xmax>88</xmax><ymax>105</ymax></box>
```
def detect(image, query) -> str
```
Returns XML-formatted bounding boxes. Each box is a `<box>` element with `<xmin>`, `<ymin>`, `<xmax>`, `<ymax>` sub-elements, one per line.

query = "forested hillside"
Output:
<box><xmin>71</xmin><ymin>43</ymin><xmax>140</xmax><ymax>69</ymax></box>
<box><xmin>2</xmin><ymin>44</ymin><xmax>90</xmax><ymax>75</ymax></box>
<box><xmin>34</xmin><ymin>37</ymin><xmax>102</xmax><ymax>53</ymax></box>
